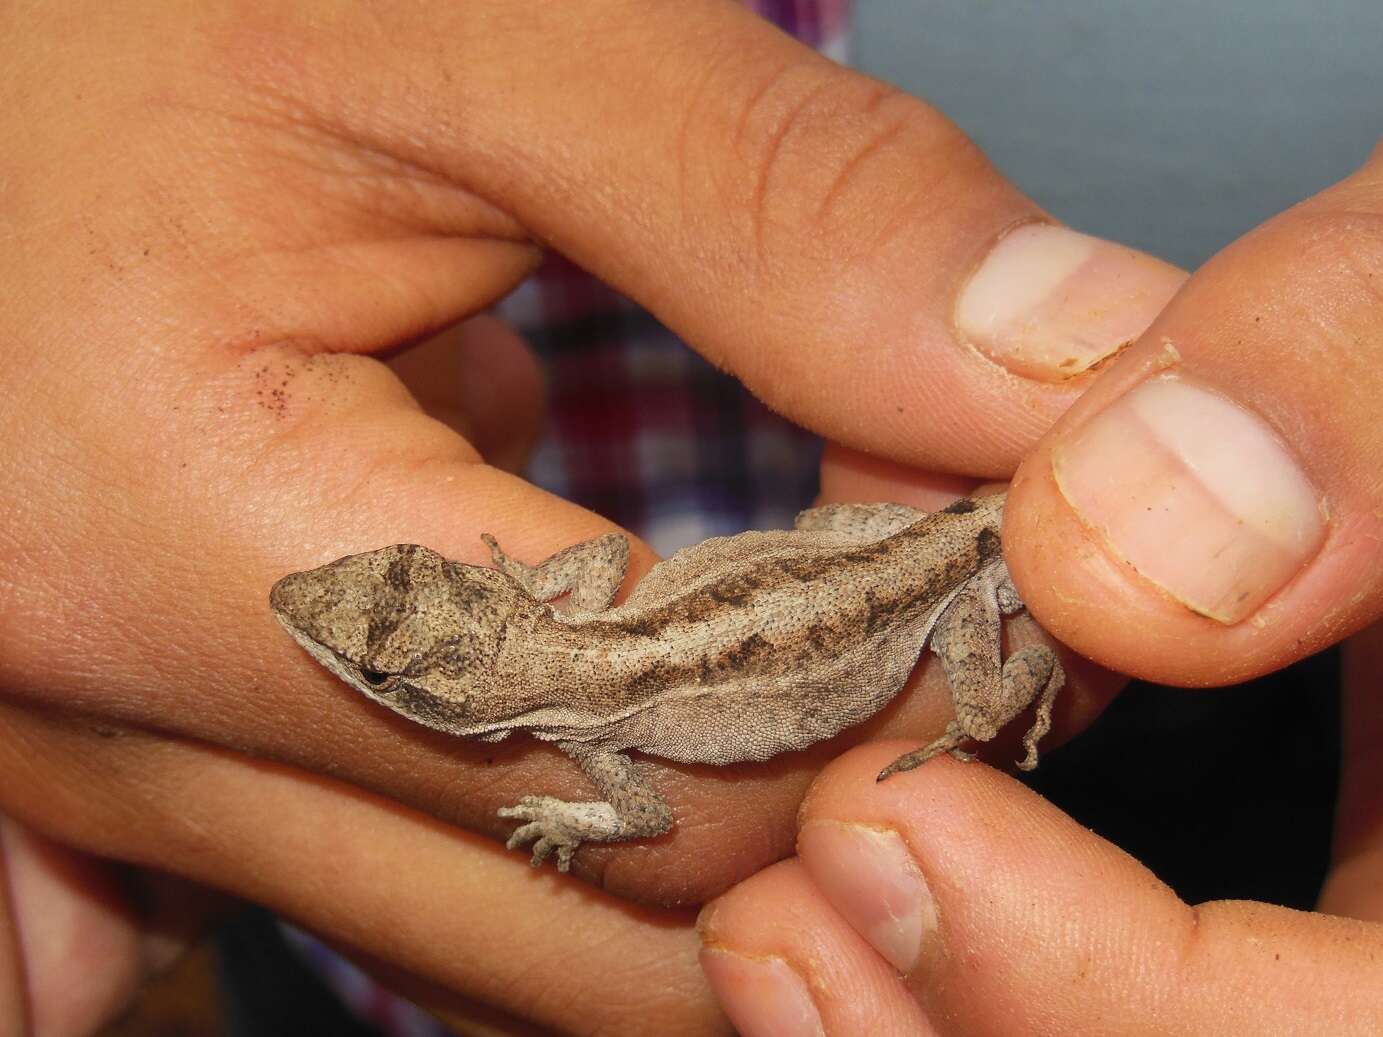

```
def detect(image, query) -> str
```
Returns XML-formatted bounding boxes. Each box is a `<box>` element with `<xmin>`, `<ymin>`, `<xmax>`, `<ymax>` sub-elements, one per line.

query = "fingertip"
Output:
<box><xmin>1006</xmin><ymin>177</ymin><xmax>1383</xmax><ymax>687</ymax></box>
<box><xmin>956</xmin><ymin>223</ymin><xmax>1186</xmax><ymax>381</ymax></box>
<box><xmin>796</xmin><ymin>819</ymin><xmax>935</xmax><ymax>975</ymax></box>
<box><xmin>1004</xmin><ymin>456</ymin><xmax>1203</xmax><ymax>680</ymax></box>
<box><xmin>797</xmin><ymin>744</ymin><xmax>1187</xmax><ymax>1021</ymax></box>
<box><xmin>698</xmin><ymin>859</ymin><xmax>932</xmax><ymax>1037</ymax></box>
<box><xmin>698</xmin><ymin>945</ymin><xmax>827</xmax><ymax>1037</ymax></box>
<box><xmin>389</xmin><ymin>316</ymin><xmax>545</xmax><ymax>474</ymax></box>
<box><xmin>799</xmin><ymin>740</ymin><xmax>1058</xmax><ymax>871</ymax></box>
<box><xmin>0</xmin><ymin>818</ymin><xmax>144</xmax><ymax>1037</ymax></box>
<box><xmin>1006</xmin><ymin>380</ymin><xmax>1346</xmax><ymax>687</ymax></box>
<box><xmin>798</xmin><ymin>740</ymin><xmax>1383</xmax><ymax>1034</ymax></box>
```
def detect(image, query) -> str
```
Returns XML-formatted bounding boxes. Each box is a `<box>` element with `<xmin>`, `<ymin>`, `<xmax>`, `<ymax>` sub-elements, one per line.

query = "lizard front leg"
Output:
<box><xmin>481</xmin><ymin>531</ymin><xmax>628</xmax><ymax>613</ymax></box>
<box><xmin>497</xmin><ymin>744</ymin><xmax>673</xmax><ymax>872</ymax></box>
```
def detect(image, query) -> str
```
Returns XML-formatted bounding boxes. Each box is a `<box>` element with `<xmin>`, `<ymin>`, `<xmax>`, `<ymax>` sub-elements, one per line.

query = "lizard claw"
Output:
<box><xmin>877</xmin><ymin>722</ymin><xmax>972</xmax><ymax>781</ymax></box>
<box><xmin>876</xmin><ymin>747</ymin><xmax>936</xmax><ymax>781</ymax></box>
<box><xmin>877</xmin><ymin>745</ymin><xmax>976</xmax><ymax>780</ymax></box>
<box><xmin>528</xmin><ymin>836</ymin><xmax>557</xmax><ymax>868</ymax></box>
<box><xmin>497</xmin><ymin>794</ymin><xmax>543</xmax><ymax>816</ymax></box>
<box><xmin>498</xmin><ymin>797</ymin><xmax>582</xmax><ymax>871</ymax></box>
<box><xmin>479</xmin><ymin>533</ymin><xmax>506</xmax><ymax>567</ymax></box>
<box><xmin>505</xmin><ymin>824</ymin><xmax>558</xmax><ymax>868</ymax></box>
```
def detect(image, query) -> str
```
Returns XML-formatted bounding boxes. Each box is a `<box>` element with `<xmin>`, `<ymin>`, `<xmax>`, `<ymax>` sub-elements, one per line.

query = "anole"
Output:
<box><xmin>270</xmin><ymin>492</ymin><xmax>1063</xmax><ymax>871</ymax></box>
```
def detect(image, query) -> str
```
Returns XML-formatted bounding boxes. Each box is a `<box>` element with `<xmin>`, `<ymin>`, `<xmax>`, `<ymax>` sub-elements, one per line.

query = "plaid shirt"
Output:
<box><xmin>501</xmin><ymin>9</ymin><xmax>846</xmax><ymax>558</ymax></box>
<box><xmin>289</xmin><ymin>3</ymin><xmax>850</xmax><ymax>1033</ymax></box>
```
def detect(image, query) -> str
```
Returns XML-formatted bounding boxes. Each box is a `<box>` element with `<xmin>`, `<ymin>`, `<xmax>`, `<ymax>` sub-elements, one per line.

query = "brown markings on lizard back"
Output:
<box><xmin>384</xmin><ymin>550</ymin><xmax>415</xmax><ymax>593</ymax></box>
<box><xmin>857</xmin><ymin>551</ymin><xmax>965</xmax><ymax>636</ymax></box>
<box><xmin>605</xmin><ymin>550</ymin><xmax>834</xmax><ymax>633</ymax></box>
<box><xmin>702</xmin><ymin>631</ymin><xmax>773</xmax><ymax>678</ymax></box>
<box><xmin>554</xmin><ymin>524</ymin><xmax>977</xmax><ymax>706</ymax></box>
<box><xmin>705</xmin><ymin>570</ymin><xmax>765</xmax><ymax>607</ymax></box>
<box><xmin>975</xmin><ymin>525</ymin><xmax>1001</xmax><ymax>560</ymax></box>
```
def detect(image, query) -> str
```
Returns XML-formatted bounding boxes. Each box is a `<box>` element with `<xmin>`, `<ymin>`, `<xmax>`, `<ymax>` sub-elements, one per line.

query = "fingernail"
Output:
<box><xmin>699</xmin><ymin>949</ymin><xmax>825</xmax><ymax>1037</ymax></box>
<box><xmin>957</xmin><ymin>224</ymin><xmax>1186</xmax><ymax>380</ymax></box>
<box><xmin>798</xmin><ymin>821</ymin><xmax>936</xmax><ymax>973</ymax></box>
<box><xmin>1052</xmin><ymin>374</ymin><xmax>1326</xmax><ymax>623</ymax></box>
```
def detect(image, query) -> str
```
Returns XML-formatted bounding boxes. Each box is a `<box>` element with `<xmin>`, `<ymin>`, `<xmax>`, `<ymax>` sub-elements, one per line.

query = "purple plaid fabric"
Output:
<box><xmin>287</xmin><ymin>3</ymin><xmax>850</xmax><ymax>1033</ymax></box>
<box><xmin>501</xmin><ymin>255</ymin><xmax>824</xmax><ymax>557</ymax></box>
<box><xmin>496</xmin><ymin>0</ymin><xmax>848</xmax><ymax>556</ymax></box>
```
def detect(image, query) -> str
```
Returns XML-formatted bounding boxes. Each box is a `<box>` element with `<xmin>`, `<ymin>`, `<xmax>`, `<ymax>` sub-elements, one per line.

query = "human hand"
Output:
<box><xmin>1</xmin><ymin>1</ymin><xmax>1191</xmax><ymax>1032</ymax></box>
<box><xmin>701</xmin><ymin>124</ymin><xmax>1383</xmax><ymax>1033</ymax></box>
<box><xmin>699</xmin><ymin>675</ymin><xmax>1383</xmax><ymax>1036</ymax></box>
<box><xmin>702</xmin><ymin>140</ymin><xmax>1383</xmax><ymax>1026</ymax></box>
<box><xmin>726</xmin><ymin>80</ymin><xmax>1383</xmax><ymax>1037</ymax></box>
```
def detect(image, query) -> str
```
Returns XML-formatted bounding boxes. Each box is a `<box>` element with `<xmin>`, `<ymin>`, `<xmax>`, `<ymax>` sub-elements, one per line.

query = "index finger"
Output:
<box><xmin>266</xmin><ymin>0</ymin><xmax>1184</xmax><ymax>473</ymax></box>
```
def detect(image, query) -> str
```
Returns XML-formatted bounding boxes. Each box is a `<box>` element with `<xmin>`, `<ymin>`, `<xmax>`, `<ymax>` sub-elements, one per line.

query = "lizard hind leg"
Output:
<box><xmin>876</xmin><ymin>721</ymin><xmax>974</xmax><ymax>781</ymax></box>
<box><xmin>497</xmin><ymin>746</ymin><xmax>673</xmax><ymax>872</ymax></box>
<box><xmin>1009</xmin><ymin>646</ymin><xmax>1064</xmax><ymax>771</ymax></box>
<box><xmin>912</xmin><ymin>644</ymin><xmax>1062</xmax><ymax>777</ymax></box>
<box><xmin>876</xmin><ymin>643</ymin><xmax>1063</xmax><ymax>781</ymax></box>
<box><xmin>878</xmin><ymin>573</ymin><xmax>1066</xmax><ymax>781</ymax></box>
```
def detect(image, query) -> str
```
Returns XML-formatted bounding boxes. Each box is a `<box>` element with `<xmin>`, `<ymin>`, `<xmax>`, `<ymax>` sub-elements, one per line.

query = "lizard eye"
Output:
<box><xmin>359</xmin><ymin>667</ymin><xmax>393</xmax><ymax>687</ymax></box>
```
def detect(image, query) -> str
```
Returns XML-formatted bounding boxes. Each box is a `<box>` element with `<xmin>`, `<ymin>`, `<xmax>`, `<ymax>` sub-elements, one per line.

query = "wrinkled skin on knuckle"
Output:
<box><xmin>1219</xmin><ymin>206</ymin><xmax>1383</xmax><ymax>385</ymax></box>
<box><xmin>681</xmin><ymin>60</ymin><xmax>1004</xmax><ymax>408</ymax></box>
<box><xmin>1301</xmin><ymin>208</ymin><xmax>1383</xmax><ymax>315</ymax></box>
<box><xmin>727</xmin><ymin>63</ymin><xmax>979</xmax><ymax>271</ymax></box>
<box><xmin>1164</xmin><ymin>199</ymin><xmax>1383</xmax><ymax>410</ymax></box>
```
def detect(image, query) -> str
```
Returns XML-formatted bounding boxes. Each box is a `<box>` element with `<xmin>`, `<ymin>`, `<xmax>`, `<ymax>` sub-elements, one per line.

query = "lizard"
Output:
<box><xmin>269</xmin><ymin>491</ymin><xmax>1064</xmax><ymax>872</ymax></box>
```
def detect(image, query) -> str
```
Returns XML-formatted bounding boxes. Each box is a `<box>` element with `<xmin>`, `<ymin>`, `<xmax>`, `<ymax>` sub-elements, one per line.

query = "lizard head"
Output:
<box><xmin>270</xmin><ymin>544</ymin><xmax>525</xmax><ymax>738</ymax></box>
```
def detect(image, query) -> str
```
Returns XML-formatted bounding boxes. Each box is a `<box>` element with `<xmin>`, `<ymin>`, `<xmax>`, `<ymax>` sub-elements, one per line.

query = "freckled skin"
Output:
<box><xmin>270</xmin><ymin>492</ymin><xmax>1064</xmax><ymax>872</ymax></box>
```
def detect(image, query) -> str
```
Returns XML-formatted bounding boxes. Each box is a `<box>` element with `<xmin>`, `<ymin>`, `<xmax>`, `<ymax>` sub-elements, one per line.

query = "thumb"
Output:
<box><xmin>700</xmin><ymin>742</ymin><xmax>1383</xmax><ymax>1036</ymax></box>
<box><xmin>314</xmin><ymin>0</ymin><xmax>1183</xmax><ymax>476</ymax></box>
<box><xmin>1005</xmin><ymin>151</ymin><xmax>1383</xmax><ymax>684</ymax></box>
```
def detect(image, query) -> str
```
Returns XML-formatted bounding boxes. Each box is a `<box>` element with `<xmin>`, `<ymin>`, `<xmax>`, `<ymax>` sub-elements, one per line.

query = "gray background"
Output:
<box><xmin>855</xmin><ymin>1</ymin><xmax>1383</xmax><ymax>270</ymax></box>
<box><xmin>855</xmin><ymin>2</ymin><xmax>1365</xmax><ymax>910</ymax></box>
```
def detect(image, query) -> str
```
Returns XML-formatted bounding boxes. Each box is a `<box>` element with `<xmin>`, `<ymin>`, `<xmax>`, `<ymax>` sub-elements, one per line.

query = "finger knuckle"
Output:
<box><xmin>1258</xmin><ymin>208</ymin><xmax>1383</xmax><ymax>318</ymax></box>
<box><xmin>717</xmin><ymin>63</ymin><xmax>989</xmax><ymax>273</ymax></box>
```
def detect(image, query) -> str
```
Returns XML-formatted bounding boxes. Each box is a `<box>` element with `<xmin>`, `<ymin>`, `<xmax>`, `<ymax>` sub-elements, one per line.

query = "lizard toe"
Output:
<box><xmin>498</xmin><ymin>795</ymin><xmax>556</xmax><ymax>821</ymax></box>
<box><xmin>877</xmin><ymin>746</ymin><xmax>937</xmax><ymax>781</ymax></box>
<box><xmin>529</xmin><ymin>836</ymin><xmax>556</xmax><ymax>866</ymax></box>
<box><xmin>506</xmin><ymin>821</ymin><xmax>543</xmax><ymax>850</ymax></box>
